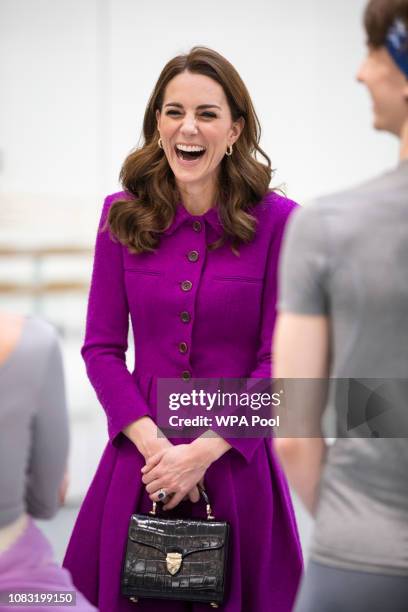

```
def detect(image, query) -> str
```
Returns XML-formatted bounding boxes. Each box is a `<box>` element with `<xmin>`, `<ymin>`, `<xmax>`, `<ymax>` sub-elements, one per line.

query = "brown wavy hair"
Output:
<box><xmin>108</xmin><ymin>46</ymin><xmax>274</xmax><ymax>253</ymax></box>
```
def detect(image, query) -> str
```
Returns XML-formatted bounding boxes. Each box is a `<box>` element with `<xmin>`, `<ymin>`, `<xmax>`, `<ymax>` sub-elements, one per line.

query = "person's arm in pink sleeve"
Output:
<box><xmin>224</xmin><ymin>203</ymin><xmax>298</xmax><ymax>463</ymax></box>
<box><xmin>81</xmin><ymin>195</ymin><xmax>152</xmax><ymax>446</ymax></box>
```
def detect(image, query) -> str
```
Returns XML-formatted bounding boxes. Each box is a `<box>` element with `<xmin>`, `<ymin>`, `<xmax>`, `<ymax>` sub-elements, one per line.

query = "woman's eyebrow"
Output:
<box><xmin>164</xmin><ymin>102</ymin><xmax>221</xmax><ymax>110</ymax></box>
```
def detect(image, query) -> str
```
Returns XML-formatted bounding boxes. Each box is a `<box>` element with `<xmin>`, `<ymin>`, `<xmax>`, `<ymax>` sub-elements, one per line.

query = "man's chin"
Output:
<box><xmin>372</xmin><ymin>115</ymin><xmax>385</xmax><ymax>131</ymax></box>
<box><xmin>372</xmin><ymin>111</ymin><xmax>396</xmax><ymax>134</ymax></box>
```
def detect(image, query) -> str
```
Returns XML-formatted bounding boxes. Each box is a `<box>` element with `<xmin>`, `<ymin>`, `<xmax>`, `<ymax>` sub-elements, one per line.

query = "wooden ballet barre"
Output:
<box><xmin>0</xmin><ymin>281</ymin><xmax>89</xmax><ymax>295</ymax></box>
<box><xmin>0</xmin><ymin>246</ymin><xmax>92</xmax><ymax>257</ymax></box>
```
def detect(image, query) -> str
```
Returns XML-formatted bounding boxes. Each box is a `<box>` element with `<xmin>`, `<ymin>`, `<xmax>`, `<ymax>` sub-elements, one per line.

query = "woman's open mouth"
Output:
<box><xmin>174</xmin><ymin>144</ymin><xmax>207</xmax><ymax>162</ymax></box>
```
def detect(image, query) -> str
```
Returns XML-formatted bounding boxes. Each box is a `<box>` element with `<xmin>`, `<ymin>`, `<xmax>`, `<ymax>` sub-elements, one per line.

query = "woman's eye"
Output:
<box><xmin>165</xmin><ymin>110</ymin><xmax>217</xmax><ymax>119</ymax></box>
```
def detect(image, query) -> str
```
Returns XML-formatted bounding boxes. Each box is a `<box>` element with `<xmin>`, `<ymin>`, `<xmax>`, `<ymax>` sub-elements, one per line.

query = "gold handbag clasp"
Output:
<box><xmin>166</xmin><ymin>551</ymin><xmax>183</xmax><ymax>575</ymax></box>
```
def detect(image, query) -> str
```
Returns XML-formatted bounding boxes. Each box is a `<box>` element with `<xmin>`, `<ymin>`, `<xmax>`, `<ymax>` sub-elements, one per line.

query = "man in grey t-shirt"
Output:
<box><xmin>274</xmin><ymin>1</ymin><xmax>408</xmax><ymax>611</ymax></box>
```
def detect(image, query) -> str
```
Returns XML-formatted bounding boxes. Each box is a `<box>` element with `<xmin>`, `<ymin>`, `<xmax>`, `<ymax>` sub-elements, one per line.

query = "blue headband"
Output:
<box><xmin>386</xmin><ymin>18</ymin><xmax>408</xmax><ymax>77</ymax></box>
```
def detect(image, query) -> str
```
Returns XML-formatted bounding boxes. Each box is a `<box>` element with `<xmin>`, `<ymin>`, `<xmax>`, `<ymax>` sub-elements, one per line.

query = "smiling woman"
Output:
<box><xmin>63</xmin><ymin>45</ymin><xmax>303</xmax><ymax>612</ymax></box>
<box><xmin>156</xmin><ymin>70</ymin><xmax>245</xmax><ymax>213</ymax></box>
<box><xmin>107</xmin><ymin>46</ymin><xmax>272</xmax><ymax>253</ymax></box>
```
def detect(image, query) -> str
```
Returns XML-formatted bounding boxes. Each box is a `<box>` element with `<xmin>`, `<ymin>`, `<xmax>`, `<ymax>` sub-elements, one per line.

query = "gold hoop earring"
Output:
<box><xmin>158</xmin><ymin>138</ymin><xmax>163</xmax><ymax>149</ymax></box>
<box><xmin>225</xmin><ymin>144</ymin><xmax>233</xmax><ymax>157</ymax></box>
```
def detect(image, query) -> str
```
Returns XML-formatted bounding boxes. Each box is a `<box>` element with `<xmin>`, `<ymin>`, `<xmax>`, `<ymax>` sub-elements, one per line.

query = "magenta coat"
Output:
<box><xmin>63</xmin><ymin>191</ymin><xmax>303</xmax><ymax>611</ymax></box>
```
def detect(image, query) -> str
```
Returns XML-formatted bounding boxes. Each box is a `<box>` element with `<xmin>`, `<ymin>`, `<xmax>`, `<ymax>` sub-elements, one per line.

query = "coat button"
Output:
<box><xmin>187</xmin><ymin>250</ymin><xmax>199</xmax><ymax>262</ymax></box>
<box><xmin>180</xmin><ymin>311</ymin><xmax>191</xmax><ymax>323</ymax></box>
<box><xmin>192</xmin><ymin>221</ymin><xmax>202</xmax><ymax>232</ymax></box>
<box><xmin>181</xmin><ymin>280</ymin><xmax>192</xmax><ymax>291</ymax></box>
<box><xmin>182</xmin><ymin>370</ymin><xmax>191</xmax><ymax>381</ymax></box>
<box><xmin>179</xmin><ymin>342</ymin><xmax>188</xmax><ymax>354</ymax></box>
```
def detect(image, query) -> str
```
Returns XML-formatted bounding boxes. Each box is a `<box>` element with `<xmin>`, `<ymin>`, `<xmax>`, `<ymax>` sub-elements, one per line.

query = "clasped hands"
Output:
<box><xmin>123</xmin><ymin>416</ymin><xmax>231</xmax><ymax>511</ymax></box>
<box><xmin>141</xmin><ymin>443</ymin><xmax>210</xmax><ymax>511</ymax></box>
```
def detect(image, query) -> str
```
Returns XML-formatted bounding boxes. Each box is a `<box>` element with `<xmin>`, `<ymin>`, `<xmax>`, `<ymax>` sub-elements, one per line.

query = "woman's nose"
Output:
<box><xmin>180</xmin><ymin>115</ymin><xmax>198</xmax><ymax>135</ymax></box>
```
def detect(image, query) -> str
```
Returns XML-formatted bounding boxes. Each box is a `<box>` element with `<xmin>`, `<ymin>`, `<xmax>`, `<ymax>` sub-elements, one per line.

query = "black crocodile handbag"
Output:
<box><xmin>121</xmin><ymin>485</ymin><xmax>229</xmax><ymax>608</ymax></box>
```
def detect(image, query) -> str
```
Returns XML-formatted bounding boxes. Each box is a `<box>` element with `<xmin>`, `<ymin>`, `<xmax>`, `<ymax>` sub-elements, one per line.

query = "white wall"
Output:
<box><xmin>0</xmin><ymin>0</ymin><xmax>400</xmax><ymax>211</ymax></box>
<box><xmin>0</xmin><ymin>0</ymin><xmax>101</xmax><ymax>198</ymax></box>
<box><xmin>108</xmin><ymin>0</ymin><xmax>399</xmax><ymax>203</ymax></box>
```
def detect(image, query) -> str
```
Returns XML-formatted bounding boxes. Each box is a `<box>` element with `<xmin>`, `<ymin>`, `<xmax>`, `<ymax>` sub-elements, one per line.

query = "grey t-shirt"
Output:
<box><xmin>278</xmin><ymin>160</ymin><xmax>408</xmax><ymax>576</ymax></box>
<box><xmin>0</xmin><ymin>317</ymin><xmax>69</xmax><ymax>528</ymax></box>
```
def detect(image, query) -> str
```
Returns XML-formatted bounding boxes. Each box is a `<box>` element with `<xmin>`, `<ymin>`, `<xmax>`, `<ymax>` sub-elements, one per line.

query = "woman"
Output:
<box><xmin>274</xmin><ymin>1</ymin><xmax>408</xmax><ymax>611</ymax></box>
<box><xmin>64</xmin><ymin>47</ymin><xmax>302</xmax><ymax>611</ymax></box>
<box><xmin>0</xmin><ymin>312</ymin><xmax>96</xmax><ymax>611</ymax></box>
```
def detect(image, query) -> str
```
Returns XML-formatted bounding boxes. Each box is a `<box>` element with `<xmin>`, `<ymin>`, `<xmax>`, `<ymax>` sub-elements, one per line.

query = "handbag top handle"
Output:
<box><xmin>149</xmin><ymin>484</ymin><xmax>215</xmax><ymax>521</ymax></box>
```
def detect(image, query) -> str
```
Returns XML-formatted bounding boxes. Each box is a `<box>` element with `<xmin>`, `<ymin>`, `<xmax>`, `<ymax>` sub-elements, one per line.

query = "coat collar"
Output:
<box><xmin>163</xmin><ymin>203</ymin><xmax>223</xmax><ymax>237</ymax></box>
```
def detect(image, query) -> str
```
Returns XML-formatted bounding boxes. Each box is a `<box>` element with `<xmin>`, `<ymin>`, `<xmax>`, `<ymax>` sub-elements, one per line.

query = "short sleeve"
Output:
<box><xmin>278</xmin><ymin>204</ymin><xmax>329</xmax><ymax>315</ymax></box>
<box><xmin>26</xmin><ymin>332</ymin><xmax>69</xmax><ymax>519</ymax></box>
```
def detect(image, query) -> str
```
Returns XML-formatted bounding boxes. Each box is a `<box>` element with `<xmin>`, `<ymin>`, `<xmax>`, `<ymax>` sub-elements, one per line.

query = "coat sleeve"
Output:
<box><xmin>81</xmin><ymin>194</ymin><xmax>151</xmax><ymax>445</ymax></box>
<box><xmin>224</xmin><ymin>201</ymin><xmax>298</xmax><ymax>463</ymax></box>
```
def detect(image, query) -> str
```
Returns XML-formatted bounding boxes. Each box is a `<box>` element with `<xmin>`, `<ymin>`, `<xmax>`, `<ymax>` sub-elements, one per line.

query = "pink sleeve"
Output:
<box><xmin>225</xmin><ymin>202</ymin><xmax>297</xmax><ymax>463</ymax></box>
<box><xmin>81</xmin><ymin>195</ymin><xmax>151</xmax><ymax>445</ymax></box>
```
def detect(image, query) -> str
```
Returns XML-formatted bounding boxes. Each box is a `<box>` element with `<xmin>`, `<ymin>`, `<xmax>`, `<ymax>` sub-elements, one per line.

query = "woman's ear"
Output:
<box><xmin>155</xmin><ymin>109</ymin><xmax>161</xmax><ymax>128</ymax></box>
<box><xmin>230</xmin><ymin>116</ymin><xmax>245</xmax><ymax>145</ymax></box>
